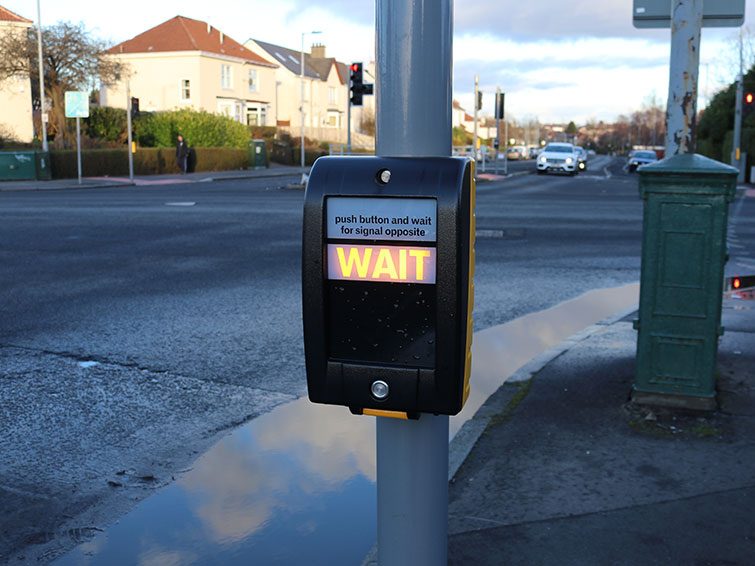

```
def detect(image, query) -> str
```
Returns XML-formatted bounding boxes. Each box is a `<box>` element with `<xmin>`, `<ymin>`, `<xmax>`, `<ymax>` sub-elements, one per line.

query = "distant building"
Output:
<box><xmin>101</xmin><ymin>16</ymin><xmax>278</xmax><ymax>126</ymax></box>
<box><xmin>244</xmin><ymin>39</ymin><xmax>356</xmax><ymax>144</ymax></box>
<box><xmin>0</xmin><ymin>5</ymin><xmax>34</xmax><ymax>143</ymax></box>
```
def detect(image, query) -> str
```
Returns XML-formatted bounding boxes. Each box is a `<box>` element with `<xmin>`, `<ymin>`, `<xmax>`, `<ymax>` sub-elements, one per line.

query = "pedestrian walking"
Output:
<box><xmin>176</xmin><ymin>134</ymin><xmax>189</xmax><ymax>174</ymax></box>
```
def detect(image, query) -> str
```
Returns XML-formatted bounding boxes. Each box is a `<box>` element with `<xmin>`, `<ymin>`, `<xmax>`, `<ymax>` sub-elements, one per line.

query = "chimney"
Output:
<box><xmin>207</xmin><ymin>22</ymin><xmax>211</xmax><ymax>34</ymax></box>
<box><xmin>220</xmin><ymin>31</ymin><xmax>224</xmax><ymax>44</ymax></box>
<box><xmin>310</xmin><ymin>43</ymin><xmax>326</xmax><ymax>59</ymax></box>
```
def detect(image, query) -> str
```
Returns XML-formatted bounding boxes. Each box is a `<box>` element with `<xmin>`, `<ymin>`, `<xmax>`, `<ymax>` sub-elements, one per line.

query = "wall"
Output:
<box><xmin>0</xmin><ymin>21</ymin><xmax>33</xmax><ymax>142</ymax></box>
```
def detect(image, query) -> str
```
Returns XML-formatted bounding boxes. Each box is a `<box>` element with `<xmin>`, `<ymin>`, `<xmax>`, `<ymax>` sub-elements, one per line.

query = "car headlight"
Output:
<box><xmin>565</xmin><ymin>157</ymin><xmax>573</xmax><ymax>165</ymax></box>
<box><xmin>539</xmin><ymin>156</ymin><xmax>546</xmax><ymax>163</ymax></box>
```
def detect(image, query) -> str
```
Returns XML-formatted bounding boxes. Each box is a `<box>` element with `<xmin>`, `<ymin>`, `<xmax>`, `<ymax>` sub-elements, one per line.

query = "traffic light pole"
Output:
<box><xmin>126</xmin><ymin>82</ymin><xmax>134</xmax><ymax>182</ymax></box>
<box><xmin>375</xmin><ymin>0</ymin><xmax>452</xmax><ymax>564</ymax></box>
<box><xmin>473</xmin><ymin>75</ymin><xmax>479</xmax><ymax>162</ymax></box>
<box><xmin>346</xmin><ymin>91</ymin><xmax>351</xmax><ymax>154</ymax></box>
<box><xmin>732</xmin><ymin>28</ymin><xmax>743</xmax><ymax>178</ymax></box>
<box><xmin>35</xmin><ymin>0</ymin><xmax>48</xmax><ymax>152</ymax></box>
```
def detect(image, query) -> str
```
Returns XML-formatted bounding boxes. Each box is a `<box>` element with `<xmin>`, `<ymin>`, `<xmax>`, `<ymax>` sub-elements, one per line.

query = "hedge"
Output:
<box><xmin>50</xmin><ymin>147</ymin><xmax>249</xmax><ymax>179</ymax></box>
<box><xmin>134</xmin><ymin>109</ymin><xmax>250</xmax><ymax>149</ymax></box>
<box><xmin>270</xmin><ymin>141</ymin><xmax>326</xmax><ymax>166</ymax></box>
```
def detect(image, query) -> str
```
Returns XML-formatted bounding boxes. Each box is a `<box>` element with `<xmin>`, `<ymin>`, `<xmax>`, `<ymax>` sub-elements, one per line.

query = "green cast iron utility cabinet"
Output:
<box><xmin>0</xmin><ymin>151</ymin><xmax>38</xmax><ymax>181</ymax></box>
<box><xmin>633</xmin><ymin>153</ymin><xmax>738</xmax><ymax>410</ymax></box>
<box><xmin>0</xmin><ymin>151</ymin><xmax>51</xmax><ymax>181</ymax></box>
<box><xmin>249</xmin><ymin>139</ymin><xmax>268</xmax><ymax>169</ymax></box>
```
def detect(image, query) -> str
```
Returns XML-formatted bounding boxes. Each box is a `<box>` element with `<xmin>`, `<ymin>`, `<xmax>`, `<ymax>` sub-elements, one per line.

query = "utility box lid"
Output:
<box><xmin>639</xmin><ymin>153</ymin><xmax>738</xmax><ymax>199</ymax></box>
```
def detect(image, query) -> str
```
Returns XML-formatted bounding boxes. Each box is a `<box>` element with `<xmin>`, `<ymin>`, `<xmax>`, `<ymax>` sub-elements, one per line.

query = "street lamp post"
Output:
<box><xmin>300</xmin><ymin>30</ymin><xmax>321</xmax><ymax>184</ymax></box>
<box><xmin>36</xmin><ymin>0</ymin><xmax>48</xmax><ymax>152</ymax></box>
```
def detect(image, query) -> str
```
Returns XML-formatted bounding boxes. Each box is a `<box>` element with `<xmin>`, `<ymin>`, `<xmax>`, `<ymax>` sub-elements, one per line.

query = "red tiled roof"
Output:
<box><xmin>108</xmin><ymin>15</ymin><xmax>276</xmax><ymax>67</ymax></box>
<box><xmin>0</xmin><ymin>5</ymin><xmax>32</xmax><ymax>23</ymax></box>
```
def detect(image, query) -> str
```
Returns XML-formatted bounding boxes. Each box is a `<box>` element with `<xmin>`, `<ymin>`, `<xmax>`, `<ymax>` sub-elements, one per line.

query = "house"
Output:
<box><xmin>244</xmin><ymin>39</ymin><xmax>353</xmax><ymax>144</ymax></box>
<box><xmin>0</xmin><ymin>5</ymin><xmax>33</xmax><ymax>143</ymax></box>
<box><xmin>452</xmin><ymin>100</ymin><xmax>466</xmax><ymax>130</ymax></box>
<box><xmin>101</xmin><ymin>16</ymin><xmax>278</xmax><ymax>126</ymax></box>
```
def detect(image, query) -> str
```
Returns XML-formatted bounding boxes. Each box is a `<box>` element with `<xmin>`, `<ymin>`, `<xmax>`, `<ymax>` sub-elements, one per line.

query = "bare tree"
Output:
<box><xmin>0</xmin><ymin>21</ymin><xmax>124</xmax><ymax>148</ymax></box>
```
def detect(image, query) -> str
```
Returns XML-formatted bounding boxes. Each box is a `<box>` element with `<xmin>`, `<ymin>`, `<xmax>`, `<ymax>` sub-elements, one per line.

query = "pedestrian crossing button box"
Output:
<box><xmin>302</xmin><ymin>156</ymin><xmax>475</xmax><ymax>417</ymax></box>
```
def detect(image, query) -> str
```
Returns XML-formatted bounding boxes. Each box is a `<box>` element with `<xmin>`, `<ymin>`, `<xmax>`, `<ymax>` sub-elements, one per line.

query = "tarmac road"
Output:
<box><xmin>1</xmin><ymin>157</ymin><xmax>649</xmax><ymax>562</ymax></box>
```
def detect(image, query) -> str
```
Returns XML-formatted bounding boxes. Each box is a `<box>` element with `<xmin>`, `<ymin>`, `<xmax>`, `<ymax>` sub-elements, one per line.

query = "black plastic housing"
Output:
<box><xmin>302</xmin><ymin>156</ymin><xmax>474</xmax><ymax>415</ymax></box>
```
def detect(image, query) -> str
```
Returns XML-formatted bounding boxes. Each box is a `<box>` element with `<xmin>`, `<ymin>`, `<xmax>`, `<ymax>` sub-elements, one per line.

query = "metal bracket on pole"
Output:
<box><xmin>375</xmin><ymin>0</ymin><xmax>452</xmax><ymax>563</ymax></box>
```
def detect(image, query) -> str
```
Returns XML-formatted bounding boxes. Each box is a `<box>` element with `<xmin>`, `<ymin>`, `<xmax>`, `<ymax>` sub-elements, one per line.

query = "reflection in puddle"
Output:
<box><xmin>56</xmin><ymin>283</ymin><xmax>638</xmax><ymax>565</ymax></box>
<box><xmin>454</xmin><ymin>282</ymin><xmax>639</xmax><ymax>435</ymax></box>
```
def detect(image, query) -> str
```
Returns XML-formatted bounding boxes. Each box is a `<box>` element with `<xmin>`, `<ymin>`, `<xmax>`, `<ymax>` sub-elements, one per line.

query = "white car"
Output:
<box><xmin>536</xmin><ymin>142</ymin><xmax>578</xmax><ymax>175</ymax></box>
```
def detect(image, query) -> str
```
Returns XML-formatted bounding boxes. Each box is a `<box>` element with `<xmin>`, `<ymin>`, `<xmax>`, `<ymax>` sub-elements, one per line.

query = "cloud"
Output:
<box><xmin>3</xmin><ymin>0</ymin><xmax>748</xmax><ymax>123</ymax></box>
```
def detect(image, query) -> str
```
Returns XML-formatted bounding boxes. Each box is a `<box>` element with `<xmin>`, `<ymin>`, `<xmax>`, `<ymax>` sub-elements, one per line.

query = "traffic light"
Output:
<box><xmin>350</xmin><ymin>62</ymin><xmax>363</xmax><ymax>106</ymax></box>
<box><xmin>729</xmin><ymin>275</ymin><xmax>755</xmax><ymax>291</ymax></box>
<box><xmin>475</xmin><ymin>91</ymin><xmax>482</xmax><ymax>111</ymax></box>
<box><xmin>743</xmin><ymin>91</ymin><xmax>754</xmax><ymax>119</ymax></box>
<box><xmin>494</xmin><ymin>91</ymin><xmax>504</xmax><ymax>120</ymax></box>
<box><xmin>130</xmin><ymin>97</ymin><xmax>140</xmax><ymax>119</ymax></box>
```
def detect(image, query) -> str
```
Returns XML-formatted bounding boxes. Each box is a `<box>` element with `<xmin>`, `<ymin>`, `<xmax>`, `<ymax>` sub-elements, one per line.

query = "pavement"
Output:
<box><xmin>446</xmin><ymin>292</ymin><xmax>755</xmax><ymax>565</ymax></box>
<box><xmin>0</xmin><ymin>158</ymin><xmax>534</xmax><ymax>192</ymax></box>
<box><xmin>0</xmin><ymin>163</ymin><xmax>305</xmax><ymax>191</ymax></box>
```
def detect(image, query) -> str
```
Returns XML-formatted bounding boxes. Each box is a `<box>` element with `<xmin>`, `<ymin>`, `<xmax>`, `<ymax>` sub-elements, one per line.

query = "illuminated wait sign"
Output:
<box><xmin>327</xmin><ymin>244</ymin><xmax>436</xmax><ymax>284</ymax></box>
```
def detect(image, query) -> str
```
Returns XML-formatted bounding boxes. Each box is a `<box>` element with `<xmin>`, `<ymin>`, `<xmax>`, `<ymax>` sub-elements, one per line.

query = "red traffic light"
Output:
<box><xmin>746</xmin><ymin>93</ymin><xmax>754</xmax><ymax>104</ymax></box>
<box><xmin>733</xmin><ymin>277</ymin><xmax>742</xmax><ymax>289</ymax></box>
<box><xmin>350</xmin><ymin>63</ymin><xmax>361</xmax><ymax>73</ymax></box>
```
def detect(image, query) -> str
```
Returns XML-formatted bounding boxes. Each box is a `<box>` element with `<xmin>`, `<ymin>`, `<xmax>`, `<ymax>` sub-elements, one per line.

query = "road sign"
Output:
<box><xmin>302</xmin><ymin>156</ymin><xmax>475</xmax><ymax>417</ymax></box>
<box><xmin>633</xmin><ymin>0</ymin><xmax>745</xmax><ymax>28</ymax></box>
<box><xmin>64</xmin><ymin>91</ymin><xmax>89</xmax><ymax>118</ymax></box>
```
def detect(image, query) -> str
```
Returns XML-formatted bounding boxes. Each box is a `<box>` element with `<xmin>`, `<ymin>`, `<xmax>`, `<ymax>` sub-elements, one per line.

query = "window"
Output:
<box><xmin>221</xmin><ymin>64</ymin><xmax>232</xmax><ymax>89</ymax></box>
<box><xmin>181</xmin><ymin>79</ymin><xmax>190</xmax><ymax>100</ymax></box>
<box><xmin>326</xmin><ymin>111</ymin><xmax>339</xmax><ymax>127</ymax></box>
<box><xmin>247</xmin><ymin>105</ymin><xmax>267</xmax><ymax>126</ymax></box>
<box><xmin>248</xmin><ymin>69</ymin><xmax>258</xmax><ymax>93</ymax></box>
<box><xmin>328</xmin><ymin>86</ymin><xmax>336</xmax><ymax>105</ymax></box>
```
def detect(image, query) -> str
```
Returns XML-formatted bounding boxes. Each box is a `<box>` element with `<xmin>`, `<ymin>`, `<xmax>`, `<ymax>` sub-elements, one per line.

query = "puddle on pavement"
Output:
<box><xmin>55</xmin><ymin>283</ymin><xmax>639</xmax><ymax>566</ymax></box>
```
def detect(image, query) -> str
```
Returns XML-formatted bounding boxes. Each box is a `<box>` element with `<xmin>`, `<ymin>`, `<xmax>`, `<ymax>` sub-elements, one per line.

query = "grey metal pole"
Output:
<box><xmin>473</xmin><ymin>75</ymin><xmax>478</xmax><ymax>162</ymax></box>
<box><xmin>664</xmin><ymin>0</ymin><xmax>703</xmax><ymax>156</ymax></box>
<box><xmin>35</xmin><ymin>0</ymin><xmax>48</xmax><ymax>152</ymax></box>
<box><xmin>76</xmin><ymin>116</ymin><xmax>82</xmax><ymax>185</ymax></box>
<box><xmin>375</xmin><ymin>0</ymin><xmax>452</xmax><ymax>564</ymax></box>
<box><xmin>732</xmin><ymin>28</ymin><xmax>743</xmax><ymax>173</ymax></box>
<box><xmin>495</xmin><ymin>123</ymin><xmax>499</xmax><ymax>175</ymax></box>
<box><xmin>347</xmin><ymin>84</ymin><xmax>352</xmax><ymax>154</ymax></box>
<box><xmin>300</xmin><ymin>33</ymin><xmax>306</xmax><ymax>182</ymax></box>
<box><xmin>126</xmin><ymin>82</ymin><xmax>134</xmax><ymax>182</ymax></box>
<box><xmin>504</xmin><ymin>119</ymin><xmax>508</xmax><ymax>174</ymax></box>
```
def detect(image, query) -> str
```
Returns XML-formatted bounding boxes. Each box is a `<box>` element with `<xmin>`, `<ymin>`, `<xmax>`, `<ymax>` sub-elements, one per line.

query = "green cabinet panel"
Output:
<box><xmin>0</xmin><ymin>151</ymin><xmax>37</xmax><ymax>181</ymax></box>
<box><xmin>0</xmin><ymin>151</ymin><xmax>51</xmax><ymax>181</ymax></box>
<box><xmin>249</xmin><ymin>139</ymin><xmax>268</xmax><ymax>169</ymax></box>
<box><xmin>634</xmin><ymin>153</ymin><xmax>737</xmax><ymax>405</ymax></box>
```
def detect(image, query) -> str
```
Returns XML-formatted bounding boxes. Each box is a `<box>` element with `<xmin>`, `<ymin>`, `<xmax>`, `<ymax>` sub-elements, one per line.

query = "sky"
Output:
<box><xmin>4</xmin><ymin>0</ymin><xmax>753</xmax><ymax>123</ymax></box>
